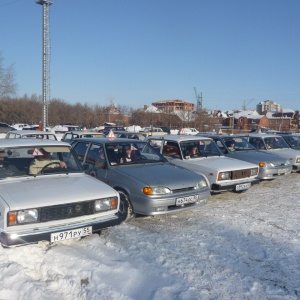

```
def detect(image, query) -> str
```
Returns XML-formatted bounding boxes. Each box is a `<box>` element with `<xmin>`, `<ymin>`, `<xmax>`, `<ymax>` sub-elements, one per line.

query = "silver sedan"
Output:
<box><xmin>71</xmin><ymin>138</ymin><xmax>210</xmax><ymax>221</ymax></box>
<box><xmin>206</xmin><ymin>135</ymin><xmax>292</xmax><ymax>180</ymax></box>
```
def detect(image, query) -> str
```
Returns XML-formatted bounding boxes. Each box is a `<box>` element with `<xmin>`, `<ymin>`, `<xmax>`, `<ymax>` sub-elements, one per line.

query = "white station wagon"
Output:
<box><xmin>147</xmin><ymin>135</ymin><xmax>260</xmax><ymax>193</ymax></box>
<box><xmin>0</xmin><ymin>139</ymin><xmax>121</xmax><ymax>247</ymax></box>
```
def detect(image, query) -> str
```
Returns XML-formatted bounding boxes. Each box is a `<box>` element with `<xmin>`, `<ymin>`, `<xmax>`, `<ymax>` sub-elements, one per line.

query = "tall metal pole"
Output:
<box><xmin>36</xmin><ymin>0</ymin><xmax>52</xmax><ymax>131</ymax></box>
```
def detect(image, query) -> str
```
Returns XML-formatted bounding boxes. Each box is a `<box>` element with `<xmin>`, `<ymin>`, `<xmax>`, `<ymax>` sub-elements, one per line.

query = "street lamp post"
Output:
<box><xmin>36</xmin><ymin>0</ymin><xmax>52</xmax><ymax>130</ymax></box>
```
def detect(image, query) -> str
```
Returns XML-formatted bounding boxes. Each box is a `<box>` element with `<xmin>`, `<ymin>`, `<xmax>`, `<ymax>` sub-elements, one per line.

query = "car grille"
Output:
<box><xmin>231</xmin><ymin>169</ymin><xmax>252</xmax><ymax>179</ymax></box>
<box><xmin>172</xmin><ymin>186</ymin><xmax>196</xmax><ymax>193</ymax></box>
<box><xmin>40</xmin><ymin>201</ymin><xmax>95</xmax><ymax>222</ymax></box>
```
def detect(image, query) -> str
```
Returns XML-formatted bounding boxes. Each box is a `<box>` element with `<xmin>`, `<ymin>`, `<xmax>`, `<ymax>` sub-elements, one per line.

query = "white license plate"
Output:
<box><xmin>176</xmin><ymin>195</ymin><xmax>199</xmax><ymax>206</ymax></box>
<box><xmin>278</xmin><ymin>168</ymin><xmax>288</xmax><ymax>175</ymax></box>
<box><xmin>51</xmin><ymin>226</ymin><xmax>92</xmax><ymax>243</ymax></box>
<box><xmin>235</xmin><ymin>183</ymin><xmax>251</xmax><ymax>191</ymax></box>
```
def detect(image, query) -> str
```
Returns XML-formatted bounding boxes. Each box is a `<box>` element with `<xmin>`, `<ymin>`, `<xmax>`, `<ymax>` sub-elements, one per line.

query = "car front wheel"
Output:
<box><xmin>118</xmin><ymin>190</ymin><xmax>135</xmax><ymax>222</ymax></box>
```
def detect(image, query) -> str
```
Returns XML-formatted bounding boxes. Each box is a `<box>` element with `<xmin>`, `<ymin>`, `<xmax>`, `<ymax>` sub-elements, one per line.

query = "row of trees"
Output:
<box><xmin>0</xmin><ymin>95</ymin><xmax>209</xmax><ymax>130</ymax></box>
<box><xmin>0</xmin><ymin>53</ymin><xmax>207</xmax><ymax>129</ymax></box>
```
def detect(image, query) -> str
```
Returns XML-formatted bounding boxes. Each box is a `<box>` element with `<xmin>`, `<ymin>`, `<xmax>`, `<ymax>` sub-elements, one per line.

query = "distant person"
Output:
<box><xmin>225</xmin><ymin>140</ymin><xmax>235</xmax><ymax>151</ymax></box>
<box><xmin>120</xmin><ymin>145</ymin><xmax>140</xmax><ymax>163</ymax></box>
<box><xmin>30</xmin><ymin>148</ymin><xmax>66</xmax><ymax>175</ymax></box>
<box><xmin>188</xmin><ymin>146</ymin><xmax>199</xmax><ymax>158</ymax></box>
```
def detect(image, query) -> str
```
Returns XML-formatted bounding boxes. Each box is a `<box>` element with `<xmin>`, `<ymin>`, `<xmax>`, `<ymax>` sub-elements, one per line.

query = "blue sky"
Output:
<box><xmin>1</xmin><ymin>0</ymin><xmax>299</xmax><ymax>111</ymax></box>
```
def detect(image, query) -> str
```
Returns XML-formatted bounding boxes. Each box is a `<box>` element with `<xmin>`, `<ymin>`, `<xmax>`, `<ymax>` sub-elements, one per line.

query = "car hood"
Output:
<box><xmin>228</xmin><ymin>150</ymin><xmax>288</xmax><ymax>164</ymax></box>
<box><xmin>0</xmin><ymin>174</ymin><xmax>118</xmax><ymax>210</ymax></box>
<box><xmin>180</xmin><ymin>156</ymin><xmax>257</xmax><ymax>171</ymax></box>
<box><xmin>266</xmin><ymin>148</ymin><xmax>300</xmax><ymax>158</ymax></box>
<box><xmin>114</xmin><ymin>163</ymin><xmax>203</xmax><ymax>188</ymax></box>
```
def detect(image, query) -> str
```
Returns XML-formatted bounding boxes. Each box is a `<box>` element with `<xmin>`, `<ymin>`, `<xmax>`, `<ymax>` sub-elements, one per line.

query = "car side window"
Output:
<box><xmin>163</xmin><ymin>142</ymin><xmax>180</xmax><ymax>158</ymax></box>
<box><xmin>72</xmin><ymin>142</ymin><xmax>89</xmax><ymax>162</ymax></box>
<box><xmin>216</xmin><ymin>140</ymin><xmax>226</xmax><ymax>154</ymax></box>
<box><xmin>148</xmin><ymin>139</ymin><xmax>163</xmax><ymax>152</ymax></box>
<box><xmin>86</xmin><ymin>144</ymin><xmax>106</xmax><ymax>167</ymax></box>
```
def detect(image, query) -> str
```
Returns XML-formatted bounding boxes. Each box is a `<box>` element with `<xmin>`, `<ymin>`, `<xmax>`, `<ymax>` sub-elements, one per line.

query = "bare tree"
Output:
<box><xmin>0</xmin><ymin>53</ymin><xmax>17</xmax><ymax>98</ymax></box>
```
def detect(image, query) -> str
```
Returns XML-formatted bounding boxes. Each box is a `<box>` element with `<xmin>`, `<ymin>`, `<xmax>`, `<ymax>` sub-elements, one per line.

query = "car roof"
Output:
<box><xmin>63</xmin><ymin>131</ymin><xmax>103</xmax><ymax>135</ymax></box>
<box><xmin>248</xmin><ymin>133</ymin><xmax>282</xmax><ymax>138</ymax></box>
<box><xmin>0</xmin><ymin>138</ymin><xmax>70</xmax><ymax>148</ymax></box>
<box><xmin>147</xmin><ymin>134</ymin><xmax>212</xmax><ymax>142</ymax></box>
<box><xmin>7</xmin><ymin>130</ymin><xmax>52</xmax><ymax>135</ymax></box>
<box><xmin>113</xmin><ymin>131</ymin><xmax>144</xmax><ymax>134</ymax></box>
<box><xmin>72</xmin><ymin>137</ymin><xmax>147</xmax><ymax>144</ymax></box>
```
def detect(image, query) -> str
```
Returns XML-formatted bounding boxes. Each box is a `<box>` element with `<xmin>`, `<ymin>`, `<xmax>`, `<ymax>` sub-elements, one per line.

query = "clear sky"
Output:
<box><xmin>1</xmin><ymin>0</ymin><xmax>299</xmax><ymax>111</ymax></box>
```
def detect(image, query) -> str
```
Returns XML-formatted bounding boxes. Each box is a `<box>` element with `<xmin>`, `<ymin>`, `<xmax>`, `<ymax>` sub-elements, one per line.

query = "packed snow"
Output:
<box><xmin>0</xmin><ymin>173</ymin><xmax>299</xmax><ymax>300</ymax></box>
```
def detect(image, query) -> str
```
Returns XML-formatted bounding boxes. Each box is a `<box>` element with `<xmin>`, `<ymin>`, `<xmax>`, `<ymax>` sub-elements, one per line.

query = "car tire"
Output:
<box><xmin>118</xmin><ymin>190</ymin><xmax>135</xmax><ymax>222</ymax></box>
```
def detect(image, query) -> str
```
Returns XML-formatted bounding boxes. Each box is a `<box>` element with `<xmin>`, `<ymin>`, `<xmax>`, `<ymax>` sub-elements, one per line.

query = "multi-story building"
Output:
<box><xmin>256</xmin><ymin>100</ymin><xmax>281</xmax><ymax>114</ymax></box>
<box><xmin>152</xmin><ymin>100</ymin><xmax>194</xmax><ymax>113</ymax></box>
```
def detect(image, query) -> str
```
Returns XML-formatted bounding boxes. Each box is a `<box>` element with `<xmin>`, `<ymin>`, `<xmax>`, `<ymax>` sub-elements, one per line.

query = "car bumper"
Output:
<box><xmin>0</xmin><ymin>214</ymin><xmax>122</xmax><ymax>248</ymax></box>
<box><xmin>292</xmin><ymin>164</ymin><xmax>300</xmax><ymax>171</ymax></box>
<box><xmin>258</xmin><ymin>166</ymin><xmax>292</xmax><ymax>180</ymax></box>
<box><xmin>211</xmin><ymin>178</ymin><xmax>260</xmax><ymax>192</ymax></box>
<box><xmin>132</xmin><ymin>187</ymin><xmax>210</xmax><ymax>216</ymax></box>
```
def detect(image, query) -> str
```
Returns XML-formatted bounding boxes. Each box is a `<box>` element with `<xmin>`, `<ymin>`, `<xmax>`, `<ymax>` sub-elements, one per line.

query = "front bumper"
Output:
<box><xmin>0</xmin><ymin>214</ymin><xmax>122</xmax><ymax>248</ymax></box>
<box><xmin>292</xmin><ymin>164</ymin><xmax>300</xmax><ymax>171</ymax></box>
<box><xmin>258</xmin><ymin>165</ymin><xmax>292</xmax><ymax>180</ymax></box>
<box><xmin>132</xmin><ymin>187</ymin><xmax>210</xmax><ymax>216</ymax></box>
<box><xmin>211</xmin><ymin>178</ymin><xmax>260</xmax><ymax>192</ymax></box>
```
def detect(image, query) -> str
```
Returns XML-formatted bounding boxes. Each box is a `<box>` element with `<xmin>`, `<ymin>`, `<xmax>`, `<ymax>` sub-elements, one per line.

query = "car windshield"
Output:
<box><xmin>223</xmin><ymin>136</ymin><xmax>256</xmax><ymax>152</ymax></box>
<box><xmin>180</xmin><ymin>139</ymin><xmax>222</xmax><ymax>158</ymax></box>
<box><xmin>284</xmin><ymin>135</ymin><xmax>300</xmax><ymax>148</ymax></box>
<box><xmin>105</xmin><ymin>141</ymin><xmax>165</xmax><ymax>165</ymax></box>
<box><xmin>262</xmin><ymin>136</ymin><xmax>290</xmax><ymax>149</ymax></box>
<box><xmin>0</xmin><ymin>146</ymin><xmax>81</xmax><ymax>179</ymax></box>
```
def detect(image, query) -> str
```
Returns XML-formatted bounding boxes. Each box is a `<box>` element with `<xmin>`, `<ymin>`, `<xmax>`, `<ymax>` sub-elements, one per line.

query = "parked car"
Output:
<box><xmin>139</xmin><ymin>127</ymin><xmax>168</xmax><ymax>137</ymax></box>
<box><xmin>158</xmin><ymin>126</ymin><xmax>171</xmax><ymax>134</ymax></box>
<box><xmin>247</xmin><ymin>133</ymin><xmax>300</xmax><ymax>172</ymax></box>
<box><xmin>71</xmin><ymin>138</ymin><xmax>210</xmax><ymax>221</ymax></box>
<box><xmin>5</xmin><ymin>130</ymin><xmax>57</xmax><ymax>140</ymax></box>
<box><xmin>112</xmin><ymin>131</ymin><xmax>146</xmax><ymax>140</ymax></box>
<box><xmin>178</xmin><ymin>128</ymin><xmax>199</xmax><ymax>135</ymax></box>
<box><xmin>61</xmin><ymin>131</ymin><xmax>105</xmax><ymax>143</ymax></box>
<box><xmin>97</xmin><ymin>126</ymin><xmax>126</xmax><ymax>135</ymax></box>
<box><xmin>0</xmin><ymin>122</ymin><xmax>15</xmax><ymax>138</ymax></box>
<box><xmin>146</xmin><ymin>135</ymin><xmax>259</xmax><ymax>193</ymax></box>
<box><xmin>278</xmin><ymin>133</ymin><xmax>300</xmax><ymax>150</ymax></box>
<box><xmin>0</xmin><ymin>139</ymin><xmax>121</xmax><ymax>247</ymax></box>
<box><xmin>205</xmin><ymin>134</ymin><xmax>292</xmax><ymax>180</ymax></box>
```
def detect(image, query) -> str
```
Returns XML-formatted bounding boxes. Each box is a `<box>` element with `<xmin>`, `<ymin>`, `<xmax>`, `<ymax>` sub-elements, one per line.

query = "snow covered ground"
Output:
<box><xmin>0</xmin><ymin>173</ymin><xmax>299</xmax><ymax>300</ymax></box>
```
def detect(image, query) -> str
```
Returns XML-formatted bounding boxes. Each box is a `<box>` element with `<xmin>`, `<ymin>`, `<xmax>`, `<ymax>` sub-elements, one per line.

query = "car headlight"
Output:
<box><xmin>250</xmin><ymin>168</ymin><xmax>258</xmax><ymax>176</ymax></box>
<box><xmin>143</xmin><ymin>187</ymin><xmax>171</xmax><ymax>195</ymax></box>
<box><xmin>195</xmin><ymin>180</ymin><xmax>208</xmax><ymax>189</ymax></box>
<box><xmin>218</xmin><ymin>171</ymin><xmax>231</xmax><ymax>180</ymax></box>
<box><xmin>95</xmin><ymin>197</ymin><xmax>118</xmax><ymax>212</ymax></box>
<box><xmin>8</xmin><ymin>209</ymin><xmax>39</xmax><ymax>226</ymax></box>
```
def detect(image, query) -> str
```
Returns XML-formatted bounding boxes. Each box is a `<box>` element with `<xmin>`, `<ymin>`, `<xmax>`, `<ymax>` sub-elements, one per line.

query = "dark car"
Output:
<box><xmin>0</xmin><ymin>122</ymin><xmax>14</xmax><ymax>136</ymax></box>
<box><xmin>98</xmin><ymin>126</ymin><xmax>126</xmax><ymax>135</ymax></box>
<box><xmin>159</xmin><ymin>126</ymin><xmax>171</xmax><ymax>134</ymax></box>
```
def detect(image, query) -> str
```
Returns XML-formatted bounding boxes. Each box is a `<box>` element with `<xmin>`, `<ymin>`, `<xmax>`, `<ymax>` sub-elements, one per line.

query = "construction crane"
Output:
<box><xmin>194</xmin><ymin>87</ymin><xmax>203</xmax><ymax>111</ymax></box>
<box><xmin>243</xmin><ymin>98</ymin><xmax>255</xmax><ymax>110</ymax></box>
